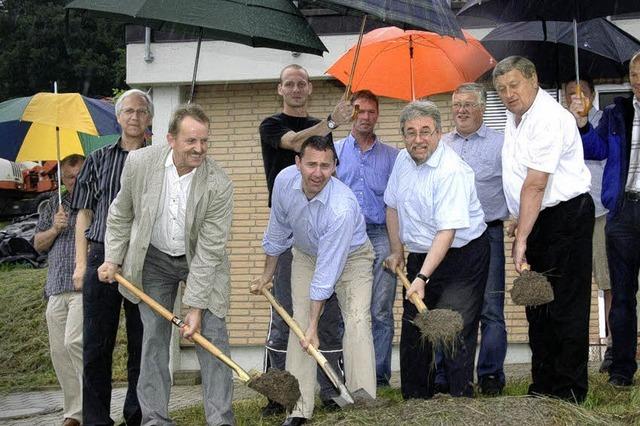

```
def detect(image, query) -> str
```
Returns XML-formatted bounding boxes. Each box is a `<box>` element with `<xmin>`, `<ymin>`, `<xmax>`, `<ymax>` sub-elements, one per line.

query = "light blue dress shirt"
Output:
<box><xmin>335</xmin><ymin>134</ymin><xmax>399</xmax><ymax>224</ymax></box>
<box><xmin>442</xmin><ymin>124</ymin><xmax>509</xmax><ymax>222</ymax></box>
<box><xmin>585</xmin><ymin>108</ymin><xmax>607</xmax><ymax>217</ymax></box>
<box><xmin>263</xmin><ymin>165</ymin><xmax>368</xmax><ymax>300</ymax></box>
<box><xmin>384</xmin><ymin>142</ymin><xmax>487</xmax><ymax>253</ymax></box>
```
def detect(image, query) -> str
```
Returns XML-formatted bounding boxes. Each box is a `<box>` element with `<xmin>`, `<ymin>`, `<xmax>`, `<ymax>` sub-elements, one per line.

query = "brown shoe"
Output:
<box><xmin>62</xmin><ymin>418</ymin><xmax>80</xmax><ymax>426</ymax></box>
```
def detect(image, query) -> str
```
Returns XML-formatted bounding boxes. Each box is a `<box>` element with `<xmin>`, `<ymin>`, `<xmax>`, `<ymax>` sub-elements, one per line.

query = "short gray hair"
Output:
<box><xmin>492</xmin><ymin>56</ymin><xmax>537</xmax><ymax>85</ymax></box>
<box><xmin>631</xmin><ymin>50</ymin><xmax>640</xmax><ymax>67</ymax></box>
<box><xmin>115</xmin><ymin>89</ymin><xmax>154</xmax><ymax>118</ymax></box>
<box><xmin>454</xmin><ymin>82</ymin><xmax>486</xmax><ymax>106</ymax></box>
<box><xmin>399</xmin><ymin>101</ymin><xmax>441</xmax><ymax>134</ymax></box>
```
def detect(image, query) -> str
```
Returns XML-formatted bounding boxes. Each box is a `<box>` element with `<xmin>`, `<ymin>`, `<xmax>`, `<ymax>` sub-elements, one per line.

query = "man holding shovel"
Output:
<box><xmin>384</xmin><ymin>100</ymin><xmax>489</xmax><ymax>399</ymax></box>
<box><xmin>258</xmin><ymin>63</ymin><xmax>354</xmax><ymax>415</ymax></box>
<box><xmin>494</xmin><ymin>56</ymin><xmax>593</xmax><ymax>402</ymax></box>
<box><xmin>98</xmin><ymin>104</ymin><xmax>235</xmax><ymax>425</ymax></box>
<box><xmin>252</xmin><ymin>135</ymin><xmax>376</xmax><ymax>426</ymax></box>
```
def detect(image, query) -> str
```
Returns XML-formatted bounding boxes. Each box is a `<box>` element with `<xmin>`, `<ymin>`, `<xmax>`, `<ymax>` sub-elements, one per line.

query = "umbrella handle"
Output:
<box><xmin>575</xmin><ymin>84</ymin><xmax>591</xmax><ymax>118</ymax></box>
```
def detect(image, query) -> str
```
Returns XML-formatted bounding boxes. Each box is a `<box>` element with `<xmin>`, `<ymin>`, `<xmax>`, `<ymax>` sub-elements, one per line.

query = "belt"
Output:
<box><xmin>625</xmin><ymin>191</ymin><xmax>640</xmax><ymax>202</ymax></box>
<box><xmin>486</xmin><ymin>219</ymin><xmax>503</xmax><ymax>227</ymax></box>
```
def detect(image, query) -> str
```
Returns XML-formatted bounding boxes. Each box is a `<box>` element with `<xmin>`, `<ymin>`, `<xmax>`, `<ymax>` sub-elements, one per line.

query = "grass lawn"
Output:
<box><xmin>172</xmin><ymin>375</ymin><xmax>640</xmax><ymax>425</ymax></box>
<box><xmin>0</xmin><ymin>266</ymin><xmax>129</xmax><ymax>392</ymax></box>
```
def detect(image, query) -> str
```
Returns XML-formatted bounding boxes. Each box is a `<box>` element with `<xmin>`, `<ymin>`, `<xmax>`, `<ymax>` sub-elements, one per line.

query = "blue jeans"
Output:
<box><xmin>476</xmin><ymin>223</ymin><xmax>507</xmax><ymax>384</ymax></box>
<box><xmin>367</xmin><ymin>224</ymin><xmax>397</xmax><ymax>386</ymax></box>
<box><xmin>435</xmin><ymin>223</ymin><xmax>506</xmax><ymax>387</ymax></box>
<box><xmin>606</xmin><ymin>196</ymin><xmax>640</xmax><ymax>382</ymax></box>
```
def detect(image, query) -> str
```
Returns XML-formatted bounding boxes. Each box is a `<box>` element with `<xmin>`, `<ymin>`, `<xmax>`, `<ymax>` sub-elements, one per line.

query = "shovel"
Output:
<box><xmin>114</xmin><ymin>273</ymin><xmax>301</xmax><ymax>409</ymax></box>
<box><xmin>395</xmin><ymin>267</ymin><xmax>463</xmax><ymax>347</ymax></box>
<box><xmin>256</xmin><ymin>286</ymin><xmax>358</xmax><ymax>407</ymax></box>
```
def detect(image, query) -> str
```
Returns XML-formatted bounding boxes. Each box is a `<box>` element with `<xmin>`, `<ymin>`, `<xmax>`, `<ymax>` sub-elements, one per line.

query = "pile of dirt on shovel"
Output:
<box><xmin>313</xmin><ymin>394</ymin><xmax>611</xmax><ymax>426</ymax></box>
<box><xmin>413</xmin><ymin>309</ymin><xmax>463</xmax><ymax>349</ymax></box>
<box><xmin>511</xmin><ymin>270</ymin><xmax>554</xmax><ymax>306</ymax></box>
<box><xmin>247</xmin><ymin>369</ymin><xmax>300</xmax><ymax>411</ymax></box>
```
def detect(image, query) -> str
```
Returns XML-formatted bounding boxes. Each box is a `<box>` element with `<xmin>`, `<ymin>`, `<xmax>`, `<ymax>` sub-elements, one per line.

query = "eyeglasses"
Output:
<box><xmin>121</xmin><ymin>108</ymin><xmax>149</xmax><ymax>117</ymax></box>
<box><xmin>452</xmin><ymin>102</ymin><xmax>480</xmax><ymax>110</ymax></box>
<box><xmin>404</xmin><ymin>128</ymin><xmax>438</xmax><ymax>140</ymax></box>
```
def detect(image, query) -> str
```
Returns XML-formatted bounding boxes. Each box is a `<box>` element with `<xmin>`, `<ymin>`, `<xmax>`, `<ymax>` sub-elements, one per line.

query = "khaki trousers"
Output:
<box><xmin>46</xmin><ymin>292</ymin><xmax>83</xmax><ymax>422</ymax></box>
<box><xmin>287</xmin><ymin>241</ymin><xmax>377</xmax><ymax>419</ymax></box>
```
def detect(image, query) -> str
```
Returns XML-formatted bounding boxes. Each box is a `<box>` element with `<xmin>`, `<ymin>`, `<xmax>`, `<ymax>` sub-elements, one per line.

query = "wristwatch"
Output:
<box><xmin>326</xmin><ymin>114</ymin><xmax>338</xmax><ymax>130</ymax></box>
<box><xmin>416</xmin><ymin>273</ymin><xmax>429</xmax><ymax>284</ymax></box>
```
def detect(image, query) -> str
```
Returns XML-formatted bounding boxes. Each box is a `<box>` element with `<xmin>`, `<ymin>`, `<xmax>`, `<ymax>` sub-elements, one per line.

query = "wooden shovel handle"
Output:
<box><xmin>394</xmin><ymin>267</ymin><xmax>428</xmax><ymax>313</ymax></box>
<box><xmin>115</xmin><ymin>273</ymin><xmax>252</xmax><ymax>383</ymax></box>
<box><xmin>260</xmin><ymin>287</ymin><xmax>339</xmax><ymax>387</ymax></box>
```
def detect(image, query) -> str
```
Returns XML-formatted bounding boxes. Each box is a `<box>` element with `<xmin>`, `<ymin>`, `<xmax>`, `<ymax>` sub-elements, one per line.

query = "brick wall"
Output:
<box><xmin>191</xmin><ymin>79</ymin><xmax>601</xmax><ymax>347</ymax></box>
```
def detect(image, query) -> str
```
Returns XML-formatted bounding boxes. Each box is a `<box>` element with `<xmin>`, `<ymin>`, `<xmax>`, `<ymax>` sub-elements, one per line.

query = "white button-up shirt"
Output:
<box><xmin>384</xmin><ymin>142</ymin><xmax>486</xmax><ymax>253</ymax></box>
<box><xmin>263</xmin><ymin>165</ymin><xmax>368</xmax><ymax>300</ymax></box>
<box><xmin>150</xmin><ymin>151</ymin><xmax>195</xmax><ymax>256</ymax></box>
<box><xmin>502</xmin><ymin>89</ymin><xmax>591</xmax><ymax>218</ymax></box>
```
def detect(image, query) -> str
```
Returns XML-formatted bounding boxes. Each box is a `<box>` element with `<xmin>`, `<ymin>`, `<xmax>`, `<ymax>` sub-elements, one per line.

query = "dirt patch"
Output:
<box><xmin>511</xmin><ymin>270</ymin><xmax>554</xmax><ymax>306</ymax></box>
<box><xmin>413</xmin><ymin>309</ymin><xmax>463</xmax><ymax>349</ymax></box>
<box><xmin>247</xmin><ymin>369</ymin><xmax>300</xmax><ymax>411</ymax></box>
<box><xmin>313</xmin><ymin>394</ymin><xmax>612</xmax><ymax>426</ymax></box>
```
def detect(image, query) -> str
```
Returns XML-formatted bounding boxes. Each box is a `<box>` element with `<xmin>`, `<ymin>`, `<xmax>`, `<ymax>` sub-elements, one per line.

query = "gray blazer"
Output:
<box><xmin>104</xmin><ymin>144</ymin><xmax>233</xmax><ymax>318</ymax></box>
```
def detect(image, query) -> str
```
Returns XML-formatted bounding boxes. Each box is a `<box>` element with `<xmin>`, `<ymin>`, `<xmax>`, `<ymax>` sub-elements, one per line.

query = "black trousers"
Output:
<box><xmin>525</xmin><ymin>193</ymin><xmax>594</xmax><ymax>403</ymax></box>
<box><xmin>400</xmin><ymin>232</ymin><xmax>489</xmax><ymax>399</ymax></box>
<box><xmin>83</xmin><ymin>242</ymin><xmax>143</xmax><ymax>426</ymax></box>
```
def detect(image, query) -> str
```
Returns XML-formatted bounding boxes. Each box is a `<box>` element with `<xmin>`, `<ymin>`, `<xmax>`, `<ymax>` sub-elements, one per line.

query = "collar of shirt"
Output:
<box><xmin>506</xmin><ymin>87</ymin><xmax>546</xmax><ymax>127</ymax></box>
<box><xmin>165</xmin><ymin>150</ymin><xmax>196</xmax><ymax>182</ymax></box>
<box><xmin>453</xmin><ymin>123</ymin><xmax>488</xmax><ymax>140</ymax></box>
<box><xmin>346</xmin><ymin>132</ymin><xmax>379</xmax><ymax>153</ymax></box>
<box><xmin>423</xmin><ymin>141</ymin><xmax>445</xmax><ymax>169</ymax></box>
<box><xmin>292</xmin><ymin>171</ymin><xmax>331</xmax><ymax>205</ymax></box>
<box><xmin>633</xmin><ymin>96</ymin><xmax>640</xmax><ymax>112</ymax></box>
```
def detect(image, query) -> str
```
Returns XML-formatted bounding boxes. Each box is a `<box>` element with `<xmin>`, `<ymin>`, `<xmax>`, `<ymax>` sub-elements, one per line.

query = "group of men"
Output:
<box><xmin>33</xmin><ymin>51</ymin><xmax>640</xmax><ymax>426</ymax></box>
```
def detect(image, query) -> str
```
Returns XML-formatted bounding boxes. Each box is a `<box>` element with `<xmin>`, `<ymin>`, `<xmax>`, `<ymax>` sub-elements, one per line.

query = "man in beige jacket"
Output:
<box><xmin>98</xmin><ymin>104</ymin><xmax>234</xmax><ymax>425</ymax></box>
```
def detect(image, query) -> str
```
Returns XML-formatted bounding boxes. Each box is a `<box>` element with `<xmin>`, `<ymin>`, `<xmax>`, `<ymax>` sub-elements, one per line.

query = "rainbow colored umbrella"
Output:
<box><xmin>0</xmin><ymin>93</ymin><xmax>120</xmax><ymax>162</ymax></box>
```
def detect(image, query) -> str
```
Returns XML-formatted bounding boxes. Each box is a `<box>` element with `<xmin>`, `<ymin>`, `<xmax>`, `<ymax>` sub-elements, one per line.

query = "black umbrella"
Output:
<box><xmin>66</xmin><ymin>0</ymin><xmax>328</xmax><ymax>103</ymax></box>
<box><xmin>303</xmin><ymin>0</ymin><xmax>465</xmax><ymax>99</ymax></box>
<box><xmin>482</xmin><ymin>18</ymin><xmax>640</xmax><ymax>86</ymax></box>
<box><xmin>459</xmin><ymin>0</ymin><xmax>640</xmax><ymax>112</ymax></box>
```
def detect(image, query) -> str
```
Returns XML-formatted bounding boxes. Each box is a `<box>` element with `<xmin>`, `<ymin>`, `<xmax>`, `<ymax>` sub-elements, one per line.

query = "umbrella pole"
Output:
<box><xmin>188</xmin><ymin>28</ymin><xmax>204</xmax><ymax>104</ymax></box>
<box><xmin>409</xmin><ymin>36</ymin><xmax>415</xmax><ymax>101</ymax></box>
<box><xmin>343</xmin><ymin>15</ymin><xmax>367</xmax><ymax>101</ymax></box>
<box><xmin>54</xmin><ymin>81</ymin><xmax>62</xmax><ymax>206</ymax></box>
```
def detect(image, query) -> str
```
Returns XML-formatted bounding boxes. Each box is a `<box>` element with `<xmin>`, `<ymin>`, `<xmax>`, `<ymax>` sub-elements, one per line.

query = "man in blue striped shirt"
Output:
<box><xmin>72</xmin><ymin>89</ymin><xmax>153</xmax><ymax>426</ymax></box>
<box><xmin>335</xmin><ymin>90</ymin><xmax>399</xmax><ymax>387</ymax></box>
<box><xmin>252</xmin><ymin>136</ymin><xmax>376</xmax><ymax>426</ymax></box>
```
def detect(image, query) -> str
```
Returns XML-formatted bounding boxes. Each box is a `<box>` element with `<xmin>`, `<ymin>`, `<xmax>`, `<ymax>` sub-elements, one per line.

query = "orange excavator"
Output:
<box><xmin>0</xmin><ymin>159</ymin><xmax>57</xmax><ymax>218</ymax></box>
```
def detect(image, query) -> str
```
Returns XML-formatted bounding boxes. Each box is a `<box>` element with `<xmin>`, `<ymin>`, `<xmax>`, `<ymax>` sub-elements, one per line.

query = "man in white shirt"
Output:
<box><xmin>493</xmin><ymin>56</ymin><xmax>594</xmax><ymax>402</ymax></box>
<box><xmin>384</xmin><ymin>100</ymin><xmax>489</xmax><ymax>399</ymax></box>
<box><xmin>98</xmin><ymin>104</ymin><xmax>235</xmax><ymax>425</ymax></box>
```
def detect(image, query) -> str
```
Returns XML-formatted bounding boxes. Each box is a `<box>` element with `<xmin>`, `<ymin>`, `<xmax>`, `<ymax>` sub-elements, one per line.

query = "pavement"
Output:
<box><xmin>0</xmin><ymin>381</ymin><xmax>259</xmax><ymax>426</ymax></box>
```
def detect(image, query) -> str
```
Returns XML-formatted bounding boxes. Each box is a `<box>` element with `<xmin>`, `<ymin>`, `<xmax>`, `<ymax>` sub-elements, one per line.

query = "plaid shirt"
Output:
<box><xmin>35</xmin><ymin>192</ymin><xmax>78</xmax><ymax>297</ymax></box>
<box><xmin>71</xmin><ymin>139</ymin><xmax>141</xmax><ymax>243</ymax></box>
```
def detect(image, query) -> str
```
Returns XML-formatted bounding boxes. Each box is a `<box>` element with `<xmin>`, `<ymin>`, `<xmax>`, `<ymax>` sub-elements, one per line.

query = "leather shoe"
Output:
<box><xmin>261</xmin><ymin>399</ymin><xmax>285</xmax><ymax>416</ymax></box>
<box><xmin>281</xmin><ymin>417</ymin><xmax>307</xmax><ymax>426</ymax></box>
<box><xmin>608</xmin><ymin>375</ymin><xmax>633</xmax><ymax>388</ymax></box>
<box><xmin>62</xmin><ymin>419</ymin><xmax>80</xmax><ymax>426</ymax></box>
<box><xmin>599</xmin><ymin>347</ymin><xmax>613</xmax><ymax>373</ymax></box>
<box><xmin>479</xmin><ymin>375</ymin><xmax>504</xmax><ymax>396</ymax></box>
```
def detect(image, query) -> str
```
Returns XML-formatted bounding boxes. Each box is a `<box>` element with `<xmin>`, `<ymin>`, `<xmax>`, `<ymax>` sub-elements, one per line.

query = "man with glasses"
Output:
<box><xmin>438</xmin><ymin>83</ymin><xmax>508</xmax><ymax>396</ymax></box>
<box><xmin>72</xmin><ymin>89</ymin><xmax>153</xmax><ymax>425</ymax></box>
<box><xmin>384</xmin><ymin>100</ymin><xmax>489</xmax><ymax>399</ymax></box>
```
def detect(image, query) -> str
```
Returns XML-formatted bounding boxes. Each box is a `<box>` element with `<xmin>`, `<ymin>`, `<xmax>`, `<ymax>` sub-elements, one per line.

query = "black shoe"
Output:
<box><xmin>434</xmin><ymin>381</ymin><xmax>449</xmax><ymax>394</ymax></box>
<box><xmin>599</xmin><ymin>347</ymin><xmax>613</xmax><ymax>373</ymax></box>
<box><xmin>261</xmin><ymin>399</ymin><xmax>285</xmax><ymax>416</ymax></box>
<box><xmin>479</xmin><ymin>375</ymin><xmax>504</xmax><ymax>396</ymax></box>
<box><xmin>320</xmin><ymin>397</ymin><xmax>340</xmax><ymax>412</ymax></box>
<box><xmin>281</xmin><ymin>417</ymin><xmax>307</xmax><ymax>426</ymax></box>
<box><xmin>608</xmin><ymin>375</ymin><xmax>633</xmax><ymax>389</ymax></box>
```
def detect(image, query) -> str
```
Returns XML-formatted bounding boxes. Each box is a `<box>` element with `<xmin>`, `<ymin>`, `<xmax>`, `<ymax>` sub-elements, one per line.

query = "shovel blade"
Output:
<box><xmin>332</xmin><ymin>382</ymin><xmax>355</xmax><ymax>407</ymax></box>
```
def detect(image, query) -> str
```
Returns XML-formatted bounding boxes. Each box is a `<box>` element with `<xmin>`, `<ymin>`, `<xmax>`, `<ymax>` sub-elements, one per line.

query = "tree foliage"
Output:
<box><xmin>0</xmin><ymin>0</ymin><xmax>127</xmax><ymax>101</ymax></box>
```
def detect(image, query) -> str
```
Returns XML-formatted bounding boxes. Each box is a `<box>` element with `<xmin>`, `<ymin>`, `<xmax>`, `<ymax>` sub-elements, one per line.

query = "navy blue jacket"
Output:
<box><xmin>580</xmin><ymin>96</ymin><xmax>635</xmax><ymax>219</ymax></box>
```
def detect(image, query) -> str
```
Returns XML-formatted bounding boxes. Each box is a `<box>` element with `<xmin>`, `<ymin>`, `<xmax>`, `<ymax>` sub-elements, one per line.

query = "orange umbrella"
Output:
<box><xmin>327</xmin><ymin>27</ymin><xmax>496</xmax><ymax>101</ymax></box>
